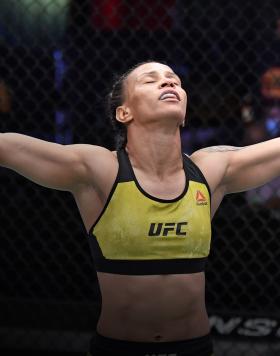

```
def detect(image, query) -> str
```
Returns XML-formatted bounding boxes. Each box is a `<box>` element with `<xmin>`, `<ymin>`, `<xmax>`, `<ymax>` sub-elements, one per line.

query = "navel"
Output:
<box><xmin>154</xmin><ymin>334</ymin><xmax>162</xmax><ymax>342</ymax></box>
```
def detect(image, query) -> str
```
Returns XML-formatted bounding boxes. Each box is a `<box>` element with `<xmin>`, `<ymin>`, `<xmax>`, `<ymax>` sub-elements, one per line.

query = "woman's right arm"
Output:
<box><xmin>0</xmin><ymin>132</ymin><xmax>110</xmax><ymax>192</ymax></box>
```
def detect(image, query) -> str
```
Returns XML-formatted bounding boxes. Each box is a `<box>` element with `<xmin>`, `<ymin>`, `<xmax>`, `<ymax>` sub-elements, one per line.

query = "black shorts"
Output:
<box><xmin>87</xmin><ymin>331</ymin><xmax>214</xmax><ymax>356</ymax></box>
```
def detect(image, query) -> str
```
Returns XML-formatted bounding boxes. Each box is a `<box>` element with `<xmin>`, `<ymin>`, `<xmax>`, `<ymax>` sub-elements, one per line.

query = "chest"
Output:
<box><xmin>133</xmin><ymin>168</ymin><xmax>186</xmax><ymax>200</ymax></box>
<box><xmin>93</xmin><ymin>180</ymin><xmax>211</xmax><ymax>261</ymax></box>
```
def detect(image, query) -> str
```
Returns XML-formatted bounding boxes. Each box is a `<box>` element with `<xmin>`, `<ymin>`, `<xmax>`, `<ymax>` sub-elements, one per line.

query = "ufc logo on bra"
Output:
<box><xmin>148</xmin><ymin>222</ymin><xmax>187</xmax><ymax>237</ymax></box>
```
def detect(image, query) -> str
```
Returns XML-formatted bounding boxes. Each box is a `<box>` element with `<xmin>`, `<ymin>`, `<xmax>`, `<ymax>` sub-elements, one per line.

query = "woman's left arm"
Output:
<box><xmin>191</xmin><ymin>137</ymin><xmax>280</xmax><ymax>196</ymax></box>
<box><xmin>206</xmin><ymin>138</ymin><xmax>280</xmax><ymax>194</ymax></box>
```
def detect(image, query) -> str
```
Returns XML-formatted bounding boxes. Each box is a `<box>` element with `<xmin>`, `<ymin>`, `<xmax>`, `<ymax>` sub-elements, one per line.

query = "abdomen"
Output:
<box><xmin>96</xmin><ymin>272</ymin><xmax>210</xmax><ymax>342</ymax></box>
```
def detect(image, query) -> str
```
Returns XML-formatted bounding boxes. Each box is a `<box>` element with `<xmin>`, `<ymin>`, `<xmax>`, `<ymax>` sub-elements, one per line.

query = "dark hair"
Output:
<box><xmin>107</xmin><ymin>61</ymin><xmax>158</xmax><ymax>149</ymax></box>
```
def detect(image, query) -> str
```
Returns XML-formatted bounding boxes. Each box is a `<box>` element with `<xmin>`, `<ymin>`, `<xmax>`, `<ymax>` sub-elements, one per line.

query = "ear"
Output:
<box><xmin>116</xmin><ymin>105</ymin><xmax>133</xmax><ymax>124</ymax></box>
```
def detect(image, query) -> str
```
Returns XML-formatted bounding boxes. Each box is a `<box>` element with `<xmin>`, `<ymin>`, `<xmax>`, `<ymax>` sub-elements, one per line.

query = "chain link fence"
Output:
<box><xmin>1</xmin><ymin>0</ymin><xmax>280</xmax><ymax>355</ymax></box>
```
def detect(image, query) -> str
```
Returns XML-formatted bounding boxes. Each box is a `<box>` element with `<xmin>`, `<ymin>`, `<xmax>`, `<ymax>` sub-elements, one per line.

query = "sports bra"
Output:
<box><xmin>88</xmin><ymin>149</ymin><xmax>211</xmax><ymax>275</ymax></box>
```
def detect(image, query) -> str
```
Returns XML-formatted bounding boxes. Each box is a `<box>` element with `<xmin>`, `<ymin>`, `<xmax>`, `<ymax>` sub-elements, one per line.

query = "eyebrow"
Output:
<box><xmin>137</xmin><ymin>70</ymin><xmax>181</xmax><ymax>81</ymax></box>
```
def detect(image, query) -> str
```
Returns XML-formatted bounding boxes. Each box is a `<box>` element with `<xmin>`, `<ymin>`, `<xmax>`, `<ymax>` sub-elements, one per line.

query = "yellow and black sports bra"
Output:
<box><xmin>88</xmin><ymin>149</ymin><xmax>211</xmax><ymax>275</ymax></box>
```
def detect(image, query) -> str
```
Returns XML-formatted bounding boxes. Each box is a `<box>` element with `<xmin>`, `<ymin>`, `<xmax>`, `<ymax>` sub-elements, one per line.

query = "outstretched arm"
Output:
<box><xmin>191</xmin><ymin>137</ymin><xmax>280</xmax><ymax>195</ymax></box>
<box><xmin>223</xmin><ymin>138</ymin><xmax>280</xmax><ymax>193</ymax></box>
<box><xmin>0</xmin><ymin>133</ymin><xmax>111</xmax><ymax>192</ymax></box>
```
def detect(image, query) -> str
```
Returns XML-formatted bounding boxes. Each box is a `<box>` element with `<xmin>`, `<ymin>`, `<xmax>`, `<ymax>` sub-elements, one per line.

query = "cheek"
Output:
<box><xmin>132</xmin><ymin>91</ymin><xmax>155</xmax><ymax>111</ymax></box>
<box><xmin>181</xmin><ymin>90</ymin><xmax>187</xmax><ymax>102</ymax></box>
<box><xmin>129</xmin><ymin>97</ymin><xmax>148</xmax><ymax>119</ymax></box>
<box><xmin>184</xmin><ymin>96</ymin><xmax>188</xmax><ymax>108</ymax></box>
<box><xmin>181</xmin><ymin>92</ymin><xmax>187</xmax><ymax>110</ymax></box>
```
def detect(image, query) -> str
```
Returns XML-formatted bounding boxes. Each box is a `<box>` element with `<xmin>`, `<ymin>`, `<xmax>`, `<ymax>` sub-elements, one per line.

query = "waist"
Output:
<box><xmin>90</xmin><ymin>331</ymin><xmax>213</xmax><ymax>356</ymax></box>
<box><xmin>97</xmin><ymin>314</ymin><xmax>210</xmax><ymax>342</ymax></box>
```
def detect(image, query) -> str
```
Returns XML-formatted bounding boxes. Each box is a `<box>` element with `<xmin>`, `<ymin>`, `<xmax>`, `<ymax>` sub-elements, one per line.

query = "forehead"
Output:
<box><xmin>127</xmin><ymin>62</ymin><xmax>175</xmax><ymax>83</ymax></box>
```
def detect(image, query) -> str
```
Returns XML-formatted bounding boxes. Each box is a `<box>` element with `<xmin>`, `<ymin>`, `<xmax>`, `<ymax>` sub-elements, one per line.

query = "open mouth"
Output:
<box><xmin>159</xmin><ymin>90</ymin><xmax>180</xmax><ymax>101</ymax></box>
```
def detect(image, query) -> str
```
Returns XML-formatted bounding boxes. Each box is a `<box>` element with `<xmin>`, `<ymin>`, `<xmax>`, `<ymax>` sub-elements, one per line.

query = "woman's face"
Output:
<box><xmin>122</xmin><ymin>62</ymin><xmax>187</xmax><ymax>128</ymax></box>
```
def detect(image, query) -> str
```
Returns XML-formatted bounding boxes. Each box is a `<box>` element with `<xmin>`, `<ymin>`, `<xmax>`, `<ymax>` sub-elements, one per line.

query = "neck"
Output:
<box><xmin>126</xmin><ymin>125</ymin><xmax>183</xmax><ymax>177</ymax></box>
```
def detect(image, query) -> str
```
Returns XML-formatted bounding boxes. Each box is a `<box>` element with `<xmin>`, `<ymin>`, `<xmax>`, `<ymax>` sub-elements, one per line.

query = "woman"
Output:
<box><xmin>1</xmin><ymin>61</ymin><xmax>280</xmax><ymax>356</ymax></box>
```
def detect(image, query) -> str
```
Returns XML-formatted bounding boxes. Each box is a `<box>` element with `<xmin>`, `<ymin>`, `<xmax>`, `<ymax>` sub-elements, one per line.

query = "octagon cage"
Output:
<box><xmin>1</xmin><ymin>1</ymin><xmax>280</xmax><ymax>355</ymax></box>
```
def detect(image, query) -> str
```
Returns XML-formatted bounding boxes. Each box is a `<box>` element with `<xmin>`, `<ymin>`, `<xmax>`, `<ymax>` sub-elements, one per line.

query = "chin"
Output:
<box><xmin>161</xmin><ymin>110</ymin><xmax>185</xmax><ymax>123</ymax></box>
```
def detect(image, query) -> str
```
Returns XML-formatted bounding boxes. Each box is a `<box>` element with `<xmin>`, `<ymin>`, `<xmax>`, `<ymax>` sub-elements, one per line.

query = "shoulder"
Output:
<box><xmin>190</xmin><ymin>145</ymin><xmax>244</xmax><ymax>164</ymax></box>
<box><xmin>69</xmin><ymin>144</ymin><xmax>119</xmax><ymax>186</ymax></box>
<box><xmin>189</xmin><ymin>146</ymin><xmax>243</xmax><ymax>194</ymax></box>
<box><xmin>70</xmin><ymin>143</ymin><xmax>116</xmax><ymax>156</ymax></box>
<box><xmin>69</xmin><ymin>144</ymin><xmax>117</xmax><ymax>164</ymax></box>
<box><xmin>192</xmin><ymin>145</ymin><xmax>244</xmax><ymax>155</ymax></box>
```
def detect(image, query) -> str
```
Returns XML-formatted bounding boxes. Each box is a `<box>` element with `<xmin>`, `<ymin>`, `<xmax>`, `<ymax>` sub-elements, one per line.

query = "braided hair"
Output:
<box><xmin>107</xmin><ymin>61</ymin><xmax>156</xmax><ymax>149</ymax></box>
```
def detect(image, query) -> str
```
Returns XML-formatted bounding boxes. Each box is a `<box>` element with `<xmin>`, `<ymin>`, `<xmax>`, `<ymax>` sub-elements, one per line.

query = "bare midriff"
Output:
<box><xmin>96</xmin><ymin>271</ymin><xmax>209</xmax><ymax>342</ymax></box>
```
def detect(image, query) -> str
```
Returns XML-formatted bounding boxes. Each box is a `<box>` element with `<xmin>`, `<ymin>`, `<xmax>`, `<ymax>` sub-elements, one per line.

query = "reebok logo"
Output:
<box><xmin>196</xmin><ymin>190</ymin><xmax>207</xmax><ymax>205</ymax></box>
<box><xmin>148</xmin><ymin>222</ymin><xmax>187</xmax><ymax>237</ymax></box>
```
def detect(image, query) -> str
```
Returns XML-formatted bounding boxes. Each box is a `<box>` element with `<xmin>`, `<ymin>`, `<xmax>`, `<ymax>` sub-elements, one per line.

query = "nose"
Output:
<box><xmin>159</xmin><ymin>79</ymin><xmax>176</xmax><ymax>88</ymax></box>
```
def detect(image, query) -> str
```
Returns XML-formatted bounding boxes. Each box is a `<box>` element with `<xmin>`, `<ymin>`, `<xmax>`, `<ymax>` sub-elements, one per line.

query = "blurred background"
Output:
<box><xmin>1</xmin><ymin>0</ymin><xmax>280</xmax><ymax>355</ymax></box>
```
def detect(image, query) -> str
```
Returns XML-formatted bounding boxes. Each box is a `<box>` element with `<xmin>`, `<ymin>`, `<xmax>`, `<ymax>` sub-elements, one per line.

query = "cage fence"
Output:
<box><xmin>1</xmin><ymin>0</ymin><xmax>280</xmax><ymax>355</ymax></box>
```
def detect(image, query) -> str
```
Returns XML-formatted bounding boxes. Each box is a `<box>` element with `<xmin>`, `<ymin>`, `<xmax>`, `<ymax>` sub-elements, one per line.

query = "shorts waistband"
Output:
<box><xmin>90</xmin><ymin>331</ymin><xmax>213</xmax><ymax>355</ymax></box>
